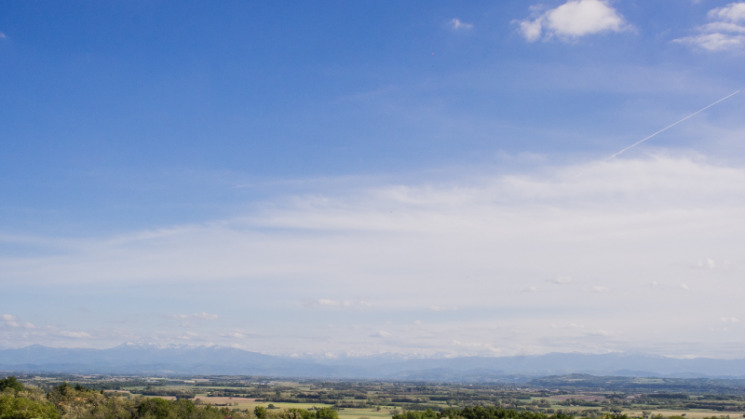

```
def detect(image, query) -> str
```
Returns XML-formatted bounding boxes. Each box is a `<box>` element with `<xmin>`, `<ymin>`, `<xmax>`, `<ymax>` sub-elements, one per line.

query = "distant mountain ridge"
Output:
<box><xmin>2</xmin><ymin>345</ymin><xmax>745</xmax><ymax>380</ymax></box>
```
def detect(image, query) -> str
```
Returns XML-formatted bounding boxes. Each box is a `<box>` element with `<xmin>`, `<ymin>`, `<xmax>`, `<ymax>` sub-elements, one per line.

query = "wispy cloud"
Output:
<box><xmin>721</xmin><ymin>316</ymin><xmax>741</xmax><ymax>323</ymax></box>
<box><xmin>369</xmin><ymin>330</ymin><xmax>392</xmax><ymax>338</ymax></box>
<box><xmin>0</xmin><ymin>314</ymin><xmax>100</xmax><ymax>347</ymax></box>
<box><xmin>1</xmin><ymin>314</ymin><xmax>20</xmax><ymax>328</ymax></box>
<box><xmin>3</xmin><ymin>155</ymin><xmax>745</xmax><ymax>356</ymax></box>
<box><xmin>517</xmin><ymin>0</ymin><xmax>631</xmax><ymax>42</ymax></box>
<box><xmin>676</xmin><ymin>2</ymin><xmax>745</xmax><ymax>51</ymax></box>
<box><xmin>449</xmin><ymin>18</ymin><xmax>473</xmax><ymax>31</ymax></box>
<box><xmin>710</xmin><ymin>2</ymin><xmax>745</xmax><ymax>23</ymax></box>
<box><xmin>57</xmin><ymin>330</ymin><xmax>92</xmax><ymax>339</ymax></box>
<box><xmin>0</xmin><ymin>314</ymin><xmax>34</xmax><ymax>329</ymax></box>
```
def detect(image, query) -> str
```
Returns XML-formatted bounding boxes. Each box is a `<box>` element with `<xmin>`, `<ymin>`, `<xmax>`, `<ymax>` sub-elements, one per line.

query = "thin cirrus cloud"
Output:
<box><xmin>4</xmin><ymin>155</ymin><xmax>745</xmax><ymax>294</ymax></box>
<box><xmin>1</xmin><ymin>314</ymin><xmax>20</xmax><ymax>328</ymax></box>
<box><xmin>675</xmin><ymin>2</ymin><xmax>745</xmax><ymax>51</ymax></box>
<box><xmin>517</xmin><ymin>0</ymin><xmax>631</xmax><ymax>42</ymax></box>
<box><xmin>0</xmin><ymin>313</ymin><xmax>98</xmax><ymax>347</ymax></box>
<box><xmin>710</xmin><ymin>2</ymin><xmax>745</xmax><ymax>23</ymax></box>
<box><xmin>2</xmin><ymin>155</ymin><xmax>745</xmax><ymax>356</ymax></box>
<box><xmin>449</xmin><ymin>18</ymin><xmax>473</xmax><ymax>31</ymax></box>
<box><xmin>0</xmin><ymin>314</ymin><xmax>34</xmax><ymax>330</ymax></box>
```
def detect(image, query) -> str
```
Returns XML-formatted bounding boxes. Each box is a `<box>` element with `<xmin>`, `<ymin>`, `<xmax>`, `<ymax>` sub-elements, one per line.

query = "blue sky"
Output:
<box><xmin>2</xmin><ymin>0</ymin><xmax>745</xmax><ymax>358</ymax></box>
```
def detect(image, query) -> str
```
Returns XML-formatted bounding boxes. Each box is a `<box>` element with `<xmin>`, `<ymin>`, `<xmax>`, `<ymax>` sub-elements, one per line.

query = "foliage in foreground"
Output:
<box><xmin>1</xmin><ymin>376</ymin><xmax>238</xmax><ymax>419</ymax></box>
<box><xmin>1</xmin><ymin>376</ymin><xmax>347</xmax><ymax>419</ymax></box>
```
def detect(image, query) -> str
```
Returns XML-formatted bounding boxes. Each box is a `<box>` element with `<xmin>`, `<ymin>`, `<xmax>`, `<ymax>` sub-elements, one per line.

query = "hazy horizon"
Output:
<box><xmin>2</xmin><ymin>1</ymin><xmax>745</xmax><ymax>359</ymax></box>
<box><xmin>5</xmin><ymin>342</ymin><xmax>745</xmax><ymax>362</ymax></box>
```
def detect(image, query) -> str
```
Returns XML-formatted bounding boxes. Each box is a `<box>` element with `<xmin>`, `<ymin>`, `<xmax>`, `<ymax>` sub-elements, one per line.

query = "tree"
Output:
<box><xmin>0</xmin><ymin>394</ymin><xmax>59</xmax><ymax>418</ymax></box>
<box><xmin>315</xmin><ymin>407</ymin><xmax>338</xmax><ymax>419</ymax></box>
<box><xmin>137</xmin><ymin>397</ymin><xmax>174</xmax><ymax>419</ymax></box>
<box><xmin>0</xmin><ymin>378</ymin><xmax>58</xmax><ymax>419</ymax></box>
<box><xmin>0</xmin><ymin>377</ymin><xmax>25</xmax><ymax>393</ymax></box>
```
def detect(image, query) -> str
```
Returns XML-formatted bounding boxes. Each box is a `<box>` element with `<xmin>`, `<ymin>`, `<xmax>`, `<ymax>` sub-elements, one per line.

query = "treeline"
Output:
<box><xmin>392</xmin><ymin>407</ymin><xmax>735</xmax><ymax>419</ymax></box>
<box><xmin>0</xmin><ymin>376</ymin><xmax>339</xmax><ymax>419</ymax></box>
<box><xmin>394</xmin><ymin>406</ymin><xmax>576</xmax><ymax>419</ymax></box>
<box><xmin>528</xmin><ymin>376</ymin><xmax>745</xmax><ymax>395</ymax></box>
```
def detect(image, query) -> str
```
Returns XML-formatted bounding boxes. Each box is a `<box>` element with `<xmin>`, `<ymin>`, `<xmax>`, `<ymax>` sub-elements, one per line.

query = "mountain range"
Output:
<box><xmin>3</xmin><ymin>345</ymin><xmax>745</xmax><ymax>380</ymax></box>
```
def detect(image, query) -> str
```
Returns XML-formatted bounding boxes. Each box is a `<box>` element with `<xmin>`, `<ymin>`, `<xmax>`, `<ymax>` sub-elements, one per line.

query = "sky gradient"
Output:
<box><xmin>2</xmin><ymin>0</ymin><xmax>745</xmax><ymax>359</ymax></box>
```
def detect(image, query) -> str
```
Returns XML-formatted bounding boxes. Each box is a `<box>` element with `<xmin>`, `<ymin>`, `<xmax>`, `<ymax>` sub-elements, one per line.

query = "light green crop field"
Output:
<box><xmin>193</xmin><ymin>398</ymin><xmax>334</xmax><ymax>411</ymax></box>
<box><xmin>335</xmin><ymin>407</ymin><xmax>397</xmax><ymax>419</ymax></box>
<box><xmin>190</xmin><ymin>399</ymin><xmax>398</xmax><ymax>419</ymax></box>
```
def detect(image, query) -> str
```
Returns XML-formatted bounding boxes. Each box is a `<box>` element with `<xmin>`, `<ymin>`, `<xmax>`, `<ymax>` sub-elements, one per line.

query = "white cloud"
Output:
<box><xmin>0</xmin><ymin>314</ymin><xmax>32</xmax><ymax>329</ymax></box>
<box><xmin>518</xmin><ymin>0</ymin><xmax>630</xmax><ymax>42</ymax></box>
<box><xmin>519</xmin><ymin>18</ymin><xmax>544</xmax><ymax>42</ymax></box>
<box><xmin>57</xmin><ymin>330</ymin><xmax>92</xmax><ymax>339</ymax></box>
<box><xmin>721</xmin><ymin>316</ymin><xmax>741</xmax><ymax>323</ymax></box>
<box><xmin>677</xmin><ymin>32</ymin><xmax>745</xmax><ymax>51</ymax></box>
<box><xmin>676</xmin><ymin>2</ymin><xmax>745</xmax><ymax>51</ymax></box>
<box><xmin>449</xmin><ymin>18</ymin><xmax>473</xmax><ymax>31</ymax></box>
<box><xmin>193</xmin><ymin>312</ymin><xmax>219</xmax><ymax>320</ymax></box>
<box><xmin>703</xmin><ymin>22</ymin><xmax>745</xmax><ymax>34</ymax></box>
<box><xmin>1</xmin><ymin>314</ymin><xmax>19</xmax><ymax>328</ymax></box>
<box><xmin>4</xmin><ymin>155</ymin><xmax>745</xmax><ymax>356</ymax></box>
<box><xmin>709</xmin><ymin>2</ymin><xmax>745</xmax><ymax>22</ymax></box>
<box><xmin>176</xmin><ymin>331</ymin><xmax>199</xmax><ymax>340</ymax></box>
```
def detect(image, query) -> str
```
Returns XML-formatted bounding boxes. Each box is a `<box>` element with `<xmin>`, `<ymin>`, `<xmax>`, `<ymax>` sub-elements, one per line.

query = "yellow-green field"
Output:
<box><xmin>193</xmin><ymin>399</ymin><xmax>330</xmax><ymax>410</ymax></box>
<box><xmin>335</xmin><ymin>407</ymin><xmax>399</xmax><ymax>419</ymax></box>
<box><xmin>190</xmin><ymin>398</ymin><xmax>398</xmax><ymax>419</ymax></box>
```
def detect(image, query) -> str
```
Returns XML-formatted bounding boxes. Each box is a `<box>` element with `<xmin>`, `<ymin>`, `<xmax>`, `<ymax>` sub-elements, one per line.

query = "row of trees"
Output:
<box><xmin>393</xmin><ymin>407</ymin><xmax>577</xmax><ymax>419</ymax></box>
<box><xmin>1</xmin><ymin>376</ymin><xmax>58</xmax><ymax>418</ymax></box>
<box><xmin>392</xmin><ymin>406</ymin><xmax>736</xmax><ymax>419</ymax></box>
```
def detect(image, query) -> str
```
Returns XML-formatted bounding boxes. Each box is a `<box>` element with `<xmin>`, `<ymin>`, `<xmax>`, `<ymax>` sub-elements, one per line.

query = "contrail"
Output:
<box><xmin>608</xmin><ymin>90</ymin><xmax>740</xmax><ymax>160</ymax></box>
